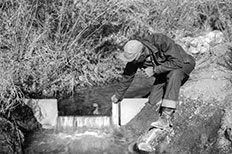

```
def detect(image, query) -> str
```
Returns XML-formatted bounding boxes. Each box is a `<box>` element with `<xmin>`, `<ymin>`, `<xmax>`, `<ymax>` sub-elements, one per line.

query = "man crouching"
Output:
<box><xmin>111</xmin><ymin>33</ymin><xmax>195</xmax><ymax>129</ymax></box>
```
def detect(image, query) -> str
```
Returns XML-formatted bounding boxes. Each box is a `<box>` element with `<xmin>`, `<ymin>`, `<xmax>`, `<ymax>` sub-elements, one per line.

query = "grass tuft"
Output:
<box><xmin>1</xmin><ymin>0</ymin><xmax>232</xmax><ymax>112</ymax></box>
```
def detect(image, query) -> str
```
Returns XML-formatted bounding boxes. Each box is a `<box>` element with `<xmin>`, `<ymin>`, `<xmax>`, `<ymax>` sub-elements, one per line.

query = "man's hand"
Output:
<box><xmin>142</xmin><ymin>67</ymin><xmax>154</xmax><ymax>78</ymax></box>
<box><xmin>111</xmin><ymin>94</ymin><xmax>120</xmax><ymax>104</ymax></box>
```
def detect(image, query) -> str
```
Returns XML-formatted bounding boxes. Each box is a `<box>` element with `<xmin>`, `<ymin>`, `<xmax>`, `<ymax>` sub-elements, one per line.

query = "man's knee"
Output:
<box><xmin>167</xmin><ymin>69</ymin><xmax>187</xmax><ymax>84</ymax></box>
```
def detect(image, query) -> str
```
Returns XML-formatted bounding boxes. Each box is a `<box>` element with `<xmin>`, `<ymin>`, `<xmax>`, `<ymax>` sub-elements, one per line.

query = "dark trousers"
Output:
<box><xmin>148</xmin><ymin>60</ymin><xmax>195</xmax><ymax>109</ymax></box>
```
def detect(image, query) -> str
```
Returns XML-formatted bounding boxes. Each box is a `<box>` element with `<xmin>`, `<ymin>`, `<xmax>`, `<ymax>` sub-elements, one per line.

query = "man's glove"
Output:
<box><xmin>142</xmin><ymin>67</ymin><xmax>154</xmax><ymax>78</ymax></box>
<box><xmin>111</xmin><ymin>94</ymin><xmax>120</xmax><ymax>104</ymax></box>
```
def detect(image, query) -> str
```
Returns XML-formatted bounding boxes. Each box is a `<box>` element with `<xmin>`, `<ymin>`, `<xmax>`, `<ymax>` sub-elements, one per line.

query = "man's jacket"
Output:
<box><xmin>115</xmin><ymin>33</ymin><xmax>195</xmax><ymax>100</ymax></box>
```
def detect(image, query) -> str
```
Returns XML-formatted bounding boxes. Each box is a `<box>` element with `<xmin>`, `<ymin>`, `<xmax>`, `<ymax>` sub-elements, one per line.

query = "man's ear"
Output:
<box><xmin>136</xmin><ymin>46</ymin><xmax>148</xmax><ymax>62</ymax></box>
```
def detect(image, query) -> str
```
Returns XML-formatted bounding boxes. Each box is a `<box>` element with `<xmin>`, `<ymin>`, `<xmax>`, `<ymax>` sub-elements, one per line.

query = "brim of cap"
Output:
<box><xmin>118</xmin><ymin>52</ymin><xmax>138</xmax><ymax>62</ymax></box>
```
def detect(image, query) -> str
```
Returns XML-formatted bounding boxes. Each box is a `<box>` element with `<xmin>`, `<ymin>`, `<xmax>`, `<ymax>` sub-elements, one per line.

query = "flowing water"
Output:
<box><xmin>24</xmin><ymin>74</ymin><xmax>154</xmax><ymax>154</ymax></box>
<box><xmin>56</xmin><ymin>116</ymin><xmax>112</xmax><ymax>132</ymax></box>
<box><xmin>56</xmin><ymin>73</ymin><xmax>153</xmax><ymax>132</ymax></box>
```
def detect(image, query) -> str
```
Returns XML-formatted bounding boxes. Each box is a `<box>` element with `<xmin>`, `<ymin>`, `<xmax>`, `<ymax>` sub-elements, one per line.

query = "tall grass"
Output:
<box><xmin>0</xmin><ymin>0</ymin><xmax>232</xmax><ymax>113</ymax></box>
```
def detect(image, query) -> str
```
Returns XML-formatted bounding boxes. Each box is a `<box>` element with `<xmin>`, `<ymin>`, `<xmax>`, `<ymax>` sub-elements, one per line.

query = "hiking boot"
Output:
<box><xmin>151</xmin><ymin>108</ymin><xmax>174</xmax><ymax>129</ymax></box>
<box><xmin>150</xmin><ymin>115</ymin><xmax>171</xmax><ymax>129</ymax></box>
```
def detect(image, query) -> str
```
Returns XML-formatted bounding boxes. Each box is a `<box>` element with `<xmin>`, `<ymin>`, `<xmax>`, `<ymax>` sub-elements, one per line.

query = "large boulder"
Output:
<box><xmin>164</xmin><ymin>42</ymin><xmax>232</xmax><ymax>153</ymax></box>
<box><xmin>213</xmin><ymin>95</ymin><xmax>232</xmax><ymax>154</ymax></box>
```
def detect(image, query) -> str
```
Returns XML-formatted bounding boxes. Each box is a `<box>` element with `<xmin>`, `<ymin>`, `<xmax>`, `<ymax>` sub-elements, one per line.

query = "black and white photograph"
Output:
<box><xmin>1</xmin><ymin>0</ymin><xmax>232</xmax><ymax>154</ymax></box>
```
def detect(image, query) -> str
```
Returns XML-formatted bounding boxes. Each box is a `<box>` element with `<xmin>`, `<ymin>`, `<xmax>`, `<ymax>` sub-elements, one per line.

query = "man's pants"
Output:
<box><xmin>148</xmin><ymin>61</ymin><xmax>195</xmax><ymax>110</ymax></box>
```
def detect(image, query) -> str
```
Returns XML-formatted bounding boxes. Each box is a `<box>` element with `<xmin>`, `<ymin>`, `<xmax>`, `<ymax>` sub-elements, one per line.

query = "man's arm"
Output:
<box><xmin>144</xmin><ymin>33</ymin><xmax>183</xmax><ymax>74</ymax></box>
<box><xmin>154</xmin><ymin>48</ymin><xmax>183</xmax><ymax>74</ymax></box>
<box><xmin>114</xmin><ymin>62</ymin><xmax>140</xmax><ymax>101</ymax></box>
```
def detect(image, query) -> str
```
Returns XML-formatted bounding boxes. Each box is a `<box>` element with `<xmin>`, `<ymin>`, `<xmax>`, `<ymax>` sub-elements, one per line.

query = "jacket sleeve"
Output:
<box><xmin>145</xmin><ymin>34</ymin><xmax>183</xmax><ymax>74</ymax></box>
<box><xmin>115</xmin><ymin>62</ymin><xmax>139</xmax><ymax>100</ymax></box>
<box><xmin>154</xmin><ymin>45</ymin><xmax>183</xmax><ymax>74</ymax></box>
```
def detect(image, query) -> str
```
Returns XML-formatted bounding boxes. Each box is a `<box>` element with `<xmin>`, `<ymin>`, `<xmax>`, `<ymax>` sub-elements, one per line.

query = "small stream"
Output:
<box><xmin>24</xmin><ymin>74</ymin><xmax>154</xmax><ymax>154</ymax></box>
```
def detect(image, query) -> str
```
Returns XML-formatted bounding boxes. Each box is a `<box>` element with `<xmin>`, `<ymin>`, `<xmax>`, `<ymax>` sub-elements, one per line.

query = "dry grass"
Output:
<box><xmin>1</xmin><ymin>0</ymin><xmax>232</xmax><ymax>113</ymax></box>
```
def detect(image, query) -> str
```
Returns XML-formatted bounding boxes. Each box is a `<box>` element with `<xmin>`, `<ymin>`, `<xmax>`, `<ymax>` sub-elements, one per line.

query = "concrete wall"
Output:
<box><xmin>24</xmin><ymin>99</ymin><xmax>58</xmax><ymax>129</ymax></box>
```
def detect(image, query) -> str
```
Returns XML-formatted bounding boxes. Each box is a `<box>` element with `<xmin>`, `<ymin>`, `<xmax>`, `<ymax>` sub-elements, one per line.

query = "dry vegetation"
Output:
<box><xmin>1</xmin><ymin>0</ymin><xmax>232</xmax><ymax>113</ymax></box>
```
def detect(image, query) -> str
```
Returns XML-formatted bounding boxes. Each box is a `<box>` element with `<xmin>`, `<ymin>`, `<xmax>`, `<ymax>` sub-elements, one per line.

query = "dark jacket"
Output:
<box><xmin>115</xmin><ymin>33</ymin><xmax>195</xmax><ymax>100</ymax></box>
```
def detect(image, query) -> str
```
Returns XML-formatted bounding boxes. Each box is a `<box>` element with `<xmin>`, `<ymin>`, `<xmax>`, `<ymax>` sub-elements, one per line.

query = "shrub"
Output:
<box><xmin>0</xmin><ymin>0</ymin><xmax>232</xmax><ymax>112</ymax></box>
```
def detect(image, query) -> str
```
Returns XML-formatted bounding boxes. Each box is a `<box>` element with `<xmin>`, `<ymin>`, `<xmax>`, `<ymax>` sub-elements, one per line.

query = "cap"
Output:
<box><xmin>118</xmin><ymin>40</ymin><xmax>143</xmax><ymax>62</ymax></box>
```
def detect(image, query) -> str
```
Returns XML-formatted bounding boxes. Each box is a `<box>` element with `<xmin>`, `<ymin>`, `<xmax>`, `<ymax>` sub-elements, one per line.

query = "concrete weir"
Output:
<box><xmin>24</xmin><ymin>98</ymin><xmax>148</xmax><ymax>130</ymax></box>
<box><xmin>112</xmin><ymin>98</ymin><xmax>148</xmax><ymax>126</ymax></box>
<box><xmin>24</xmin><ymin>99</ymin><xmax>58</xmax><ymax>129</ymax></box>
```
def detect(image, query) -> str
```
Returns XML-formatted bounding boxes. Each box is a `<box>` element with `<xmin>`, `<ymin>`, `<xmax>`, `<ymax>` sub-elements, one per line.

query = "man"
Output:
<box><xmin>111</xmin><ymin>33</ymin><xmax>195</xmax><ymax>129</ymax></box>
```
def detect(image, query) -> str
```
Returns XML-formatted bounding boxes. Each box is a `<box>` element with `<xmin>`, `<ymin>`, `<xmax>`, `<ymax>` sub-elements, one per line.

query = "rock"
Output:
<box><xmin>171</xmin><ymin>43</ymin><xmax>232</xmax><ymax>153</ymax></box>
<box><xmin>214</xmin><ymin>95</ymin><xmax>232</xmax><ymax>154</ymax></box>
<box><xmin>206</xmin><ymin>31</ymin><xmax>225</xmax><ymax>46</ymax></box>
<box><xmin>188</xmin><ymin>45</ymin><xmax>199</xmax><ymax>54</ymax></box>
<box><xmin>0</xmin><ymin>116</ymin><xmax>24</xmax><ymax>154</ymax></box>
<box><xmin>170</xmin><ymin>101</ymin><xmax>223</xmax><ymax>154</ymax></box>
<box><xmin>180</xmin><ymin>43</ymin><xmax>232</xmax><ymax>102</ymax></box>
<box><xmin>10</xmin><ymin>103</ymin><xmax>42</xmax><ymax>133</ymax></box>
<box><xmin>178</xmin><ymin>30</ymin><xmax>225</xmax><ymax>55</ymax></box>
